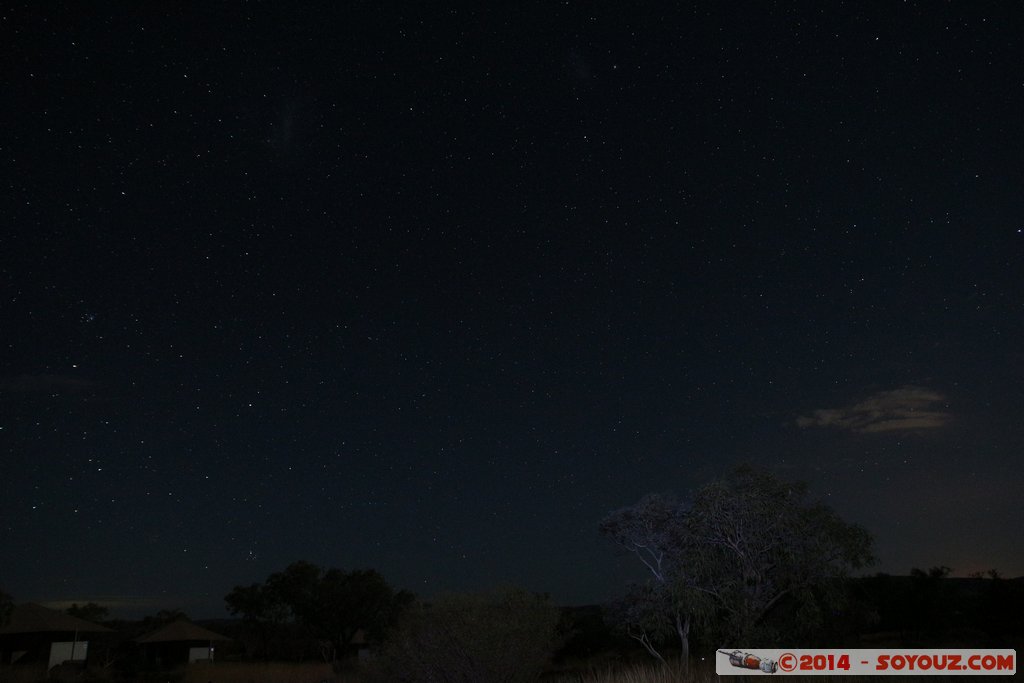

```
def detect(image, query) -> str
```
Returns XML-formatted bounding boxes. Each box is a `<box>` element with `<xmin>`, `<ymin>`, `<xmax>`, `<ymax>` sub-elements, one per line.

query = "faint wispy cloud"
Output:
<box><xmin>797</xmin><ymin>385</ymin><xmax>951</xmax><ymax>433</ymax></box>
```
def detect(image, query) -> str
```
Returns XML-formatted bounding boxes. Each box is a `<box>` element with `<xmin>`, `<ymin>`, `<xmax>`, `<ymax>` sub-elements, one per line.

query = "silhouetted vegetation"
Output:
<box><xmin>1</xmin><ymin>568</ymin><xmax>1021</xmax><ymax>683</ymax></box>
<box><xmin>371</xmin><ymin>587</ymin><xmax>562</xmax><ymax>683</ymax></box>
<box><xmin>140</xmin><ymin>609</ymin><xmax>189</xmax><ymax>628</ymax></box>
<box><xmin>65</xmin><ymin>603</ymin><xmax>109</xmax><ymax>624</ymax></box>
<box><xmin>225</xmin><ymin>561</ymin><xmax>412</xmax><ymax>662</ymax></box>
<box><xmin>0</xmin><ymin>590</ymin><xmax>11</xmax><ymax>629</ymax></box>
<box><xmin>3</xmin><ymin>469</ymin><xmax>1022</xmax><ymax>683</ymax></box>
<box><xmin>861</xmin><ymin>568</ymin><xmax>1024</xmax><ymax>646</ymax></box>
<box><xmin>600</xmin><ymin>464</ymin><xmax>874</xmax><ymax>663</ymax></box>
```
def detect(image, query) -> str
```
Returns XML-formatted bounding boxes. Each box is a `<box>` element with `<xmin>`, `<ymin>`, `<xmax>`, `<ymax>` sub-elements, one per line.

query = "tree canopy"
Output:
<box><xmin>681</xmin><ymin>465</ymin><xmax>874</xmax><ymax>642</ymax></box>
<box><xmin>601</xmin><ymin>464</ymin><xmax>875</xmax><ymax>658</ymax></box>
<box><xmin>225</xmin><ymin>561</ymin><xmax>412</xmax><ymax>661</ymax></box>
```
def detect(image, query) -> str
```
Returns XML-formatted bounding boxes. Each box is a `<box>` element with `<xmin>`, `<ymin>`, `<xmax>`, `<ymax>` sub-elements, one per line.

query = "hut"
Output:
<box><xmin>0</xmin><ymin>603</ymin><xmax>112</xmax><ymax>670</ymax></box>
<box><xmin>134</xmin><ymin>619</ymin><xmax>231</xmax><ymax>666</ymax></box>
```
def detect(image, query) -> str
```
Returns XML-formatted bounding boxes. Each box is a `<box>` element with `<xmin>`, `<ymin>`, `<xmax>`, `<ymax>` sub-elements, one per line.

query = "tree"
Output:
<box><xmin>224</xmin><ymin>581</ymin><xmax>293</xmax><ymax>659</ymax></box>
<box><xmin>970</xmin><ymin>568</ymin><xmax>1024</xmax><ymax>642</ymax></box>
<box><xmin>374</xmin><ymin>587</ymin><xmax>562</xmax><ymax>683</ymax></box>
<box><xmin>680</xmin><ymin>466</ymin><xmax>874</xmax><ymax>643</ymax></box>
<box><xmin>599</xmin><ymin>494</ymin><xmax>694</xmax><ymax>664</ymax></box>
<box><xmin>601</xmin><ymin>465</ymin><xmax>874</xmax><ymax>660</ymax></box>
<box><xmin>225</xmin><ymin>561</ymin><xmax>412</xmax><ymax>662</ymax></box>
<box><xmin>304</xmin><ymin>568</ymin><xmax>414</xmax><ymax>661</ymax></box>
<box><xmin>904</xmin><ymin>566</ymin><xmax>955</xmax><ymax>642</ymax></box>
<box><xmin>66</xmin><ymin>602</ymin><xmax>109</xmax><ymax>623</ymax></box>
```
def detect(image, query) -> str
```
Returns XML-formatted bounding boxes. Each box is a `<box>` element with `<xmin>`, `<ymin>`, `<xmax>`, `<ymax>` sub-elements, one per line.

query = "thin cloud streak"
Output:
<box><xmin>797</xmin><ymin>386</ymin><xmax>951</xmax><ymax>433</ymax></box>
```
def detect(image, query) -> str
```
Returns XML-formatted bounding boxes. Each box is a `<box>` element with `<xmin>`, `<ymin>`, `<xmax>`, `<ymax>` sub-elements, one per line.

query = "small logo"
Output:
<box><xmin>719</xmin><ymin>650</ymin><xmax>779</xmax><ymax>674</ymax></box>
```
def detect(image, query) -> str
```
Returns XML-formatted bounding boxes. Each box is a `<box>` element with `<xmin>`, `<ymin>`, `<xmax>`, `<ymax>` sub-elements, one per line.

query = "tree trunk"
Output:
<box><xmin>676</xmin><ymin>610</ymin><xmax>690</xmax><ymax>670</ymax></box>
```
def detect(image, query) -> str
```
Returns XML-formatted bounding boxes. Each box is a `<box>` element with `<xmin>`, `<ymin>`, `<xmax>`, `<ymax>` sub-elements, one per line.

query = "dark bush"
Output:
<box><xmin>372</xmin><ymin>587</ymin><xmax>562</xmax><ymax>683</ymax></box>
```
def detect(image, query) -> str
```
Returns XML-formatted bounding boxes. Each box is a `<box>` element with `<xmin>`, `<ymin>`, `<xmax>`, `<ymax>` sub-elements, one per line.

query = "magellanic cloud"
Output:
<box><xmin>797</xmin><ymin>385</ymin><xmax>951</xmax><ymax>433</ymax></box>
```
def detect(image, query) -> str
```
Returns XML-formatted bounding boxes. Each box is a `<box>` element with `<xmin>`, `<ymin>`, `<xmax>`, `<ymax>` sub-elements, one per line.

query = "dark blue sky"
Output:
<box><xmin>2</xmin><ymin>2</ymin><xmax>1022</xmax><ymax>618</ymax></box>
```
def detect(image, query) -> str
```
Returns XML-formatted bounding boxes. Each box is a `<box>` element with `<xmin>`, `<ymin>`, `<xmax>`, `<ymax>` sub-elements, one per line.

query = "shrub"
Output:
<box><xmin>373</xmin><ymin>587</ymin><xmax>562</xmax><ymax>683</ymax></box>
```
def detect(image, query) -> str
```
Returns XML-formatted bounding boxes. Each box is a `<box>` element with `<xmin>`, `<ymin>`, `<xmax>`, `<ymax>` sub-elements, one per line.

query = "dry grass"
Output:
<box><xmin>549</xmin><ymin>661</ymin><xmax>713</xmax><ymax>683</ymax></box>
<box><xmin>0</xmin><ymin>664</ymin><xmax>49</xmax><ymax>683</ymax></box>
<box><xmin>552</xmin><ymin>660</ymin><xmax>952</xmax><ymax>683</ymax></box>
<box><xmin>179</xmin><ymin>662</ymin><xmax>347</xmax><ymax>683</ymax></box>
<box><xmin>5</xmin><ymin>658</ymin><xmax>998</xmax><ymax>683</ymax></box>
<box><xmin>0</xmin><ymin>662</ymin><xmax>350</xmax><ymax>683</ymax></box>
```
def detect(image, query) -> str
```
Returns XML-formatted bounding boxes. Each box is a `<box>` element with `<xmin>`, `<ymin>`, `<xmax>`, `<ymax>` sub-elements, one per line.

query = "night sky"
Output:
<box><xmin>3</xmin><ymin>3</ymin><xmax>1023</xmax><ymax>619</ymax></box>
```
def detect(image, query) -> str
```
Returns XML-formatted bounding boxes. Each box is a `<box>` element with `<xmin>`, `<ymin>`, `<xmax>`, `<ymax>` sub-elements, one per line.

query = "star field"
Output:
<box><xmin>2</xmin><ymin>2</ymin><xmax>1023</xmax><ymax>617</ymax></box>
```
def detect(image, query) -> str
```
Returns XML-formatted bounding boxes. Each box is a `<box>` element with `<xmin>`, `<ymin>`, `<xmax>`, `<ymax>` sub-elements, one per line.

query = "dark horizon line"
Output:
<box><xmin>17</xmin><ymin>571</ymin><xmax>1024</xmax><ymax>622</ymax></box>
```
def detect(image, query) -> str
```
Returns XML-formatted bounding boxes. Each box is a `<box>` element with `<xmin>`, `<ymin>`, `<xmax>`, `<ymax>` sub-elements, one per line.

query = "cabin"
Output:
<box><xmin>134</xmin><ymin>619</ymin><xmax>231</xmax><ymax>666</ymax></box>
<box><xmin>0</xmin><ymin>603</ymin><xmax>112</xmax><ymax>670</ymax></box>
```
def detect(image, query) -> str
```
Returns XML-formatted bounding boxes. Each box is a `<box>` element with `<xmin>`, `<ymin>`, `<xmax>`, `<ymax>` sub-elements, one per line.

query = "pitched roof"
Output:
<box><xmin>0</xmin><ymin>603</ymin><xmax>113</xmax><ymax>634</ymax></box>
<box><xmin>135</xmin><ymin>619</ymin><xmax>231</xmax><ymax>643</ymax></box>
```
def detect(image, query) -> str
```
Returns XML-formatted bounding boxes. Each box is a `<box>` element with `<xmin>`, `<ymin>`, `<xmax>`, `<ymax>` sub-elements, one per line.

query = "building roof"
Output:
<box><xmin>135</xmin><ymin>619</ymin><xmax>231</xmax><ymax>643</ymax></box>
<box><xmin>0</xmin><ymin>603</ymin><xmax>113</xmax><ymax>634</ymax></box>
